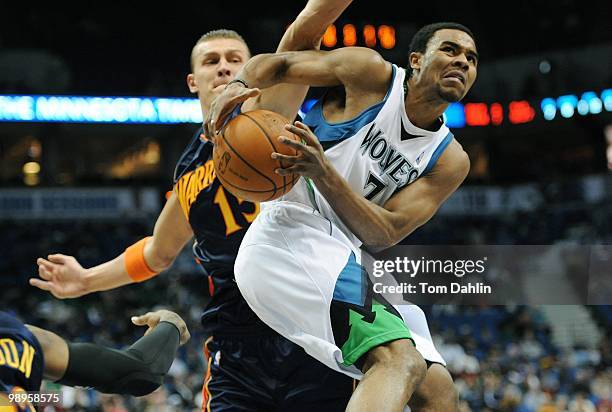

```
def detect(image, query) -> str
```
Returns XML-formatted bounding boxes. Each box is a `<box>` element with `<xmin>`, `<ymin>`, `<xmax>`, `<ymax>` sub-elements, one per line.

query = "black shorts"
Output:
<box><xmin>201</xmin><ymin>333</ymin><xmax>353</xmax><ymax>411</ymax></box>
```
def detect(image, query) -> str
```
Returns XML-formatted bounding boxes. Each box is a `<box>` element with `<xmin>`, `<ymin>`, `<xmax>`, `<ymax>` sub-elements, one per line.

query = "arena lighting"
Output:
<box><xmin>0</xmin><ymin>95</ymin><xmax>202</xmax><ymax>123</ymax></box>
<box><xmin>464</xmin><ymin>103</ymin><xmax>490</xmax><ymax>126</ymax></box>
<box><xmin>601</xmin><ymin>89</ymin><xmax>612</xmax><ymax>111</ymax></box>
<box><xmin>508</xmin><ymin>101</ymin><xmax>536</xmax><ymax>124</ymax></box>
<box><xmin>490</xmin><ymin>103</ymin><xmax>503</xmax><ymax>125</ymax></box>
<box><xmin>343</xmin><ymin>24</ymin><xmax>357</xmax><ymax>47</ymax></box>
<box><xmin>322</xmin><ymin>24</ymin><xmax>337</xmax><ymax>48</ymax></box>
<box><xmin>363</xmin><ymin>25</ymin><xmax>377</xmax><ymax>48</ymax></box>
<box><xmin>557</xmin><ymin>95</ymin><xmax>579</xmax><ymax>119</ymax></box>
<box><xmin>541</xmin><ymin>98</ymin><xmax>557</xmax><ymax>120</ymax></box>
<box><xmin>584</xmin><ymin>92</ymin><xmax>603</xmax><ymax>114</ymax></box>
<box><xmin>577</xmin><ymin>97</ymin><xmax>590</xmax><ymax>115</ymax></box>
<box><xmin>542</xmin><ymin>90</ymin><xmax>610</xmax><ymax>121</ymax></box>
<box><xmin>22</xmin><ymin>161</ymin><xmax>40</xmax><ymax>174</ymax></box>
<box><xmin>321</xmin><ymin>23</ymin><xmax>393</xmax><ymax>49</ymax></box>
<box><xmin>1</xmin><ymin>89</ymin><xmax>610</xmax><ymax>126</ymax></box>
<box><xmin>377</xmin><ymin>25</ymin><xmax>396</xmax><ymax>49</ymax></box>
<box><xmin>444</xmin><ymin>103</ymin><xmax>466</xmax><ymax>128</ymax></box>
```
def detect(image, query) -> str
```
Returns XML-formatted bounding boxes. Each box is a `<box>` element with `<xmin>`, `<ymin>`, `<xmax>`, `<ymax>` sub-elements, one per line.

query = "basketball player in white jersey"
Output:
<box><xmin>208</xmin><ymin>22</ymin><xmax>477</xmax><ymax>411</ymax></box>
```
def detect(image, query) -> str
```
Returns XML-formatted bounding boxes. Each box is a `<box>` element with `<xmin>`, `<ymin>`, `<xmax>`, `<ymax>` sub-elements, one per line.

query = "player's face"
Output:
<box><xmin>418</xmin><ymin>29</ymin><xmax>478</xmax><ymax>103</ymax></box>
<box><xmin>188</xmin><ymin>38</ymin><xmax>250</xmax><ymax>108</ymax></box>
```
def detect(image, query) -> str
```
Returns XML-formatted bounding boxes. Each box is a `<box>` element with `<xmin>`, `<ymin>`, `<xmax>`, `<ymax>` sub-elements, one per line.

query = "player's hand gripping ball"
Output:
<box><xmin>213</xmin><ymin>110</ymin><xmax>301</xmax><ymax>202</ymax></box>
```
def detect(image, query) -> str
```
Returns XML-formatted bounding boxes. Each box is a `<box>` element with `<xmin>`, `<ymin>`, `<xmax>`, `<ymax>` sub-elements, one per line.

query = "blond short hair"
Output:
<box><xmin>190</xmin><ymin>29</ymin><xmax>251</xmax><ymax>69</ymax></box>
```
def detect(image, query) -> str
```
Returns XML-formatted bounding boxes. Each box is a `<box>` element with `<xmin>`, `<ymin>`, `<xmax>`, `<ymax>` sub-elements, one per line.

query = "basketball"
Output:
<box><xmin>213</xmin><ymin>109</ymin><xmax>301</xmax><ymax>202</ymax></box>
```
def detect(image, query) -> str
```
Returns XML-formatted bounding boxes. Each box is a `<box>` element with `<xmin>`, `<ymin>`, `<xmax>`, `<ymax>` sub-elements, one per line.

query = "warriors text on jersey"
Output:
<box><xmin>174</xmin><ymin>129</ymin><xmax>268</xmax><ymax>335</ymax></box>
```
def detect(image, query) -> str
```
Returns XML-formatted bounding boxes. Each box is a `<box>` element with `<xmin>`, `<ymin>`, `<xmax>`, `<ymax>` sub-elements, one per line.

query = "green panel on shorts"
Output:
<box><xmin>340</xmin><ymin>300</ymin><xmax>412</xmax><ymax>366</ymax></box>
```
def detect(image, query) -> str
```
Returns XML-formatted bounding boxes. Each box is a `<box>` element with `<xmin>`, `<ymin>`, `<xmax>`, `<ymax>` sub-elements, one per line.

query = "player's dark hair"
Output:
<box><xmin>190</xmin><ymin>29</ymin><xmax>251</xmax><ymax>70</ymax></box>
<box><xmin>407</xmin><ymin>22</ymin><xmax>476</xmax><ymax>78</ymax></box>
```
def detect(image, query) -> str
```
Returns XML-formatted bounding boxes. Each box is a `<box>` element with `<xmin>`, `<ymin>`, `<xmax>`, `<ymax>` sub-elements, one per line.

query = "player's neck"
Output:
<box><xmin>200</xmin><ymin>95</ymin><xmax>212</xmax><ymax>119</ymax></box>
<box><xmin>404</xmin><ymin>81</ymin><xmax>449</xmax><ymax>131</ymax></box>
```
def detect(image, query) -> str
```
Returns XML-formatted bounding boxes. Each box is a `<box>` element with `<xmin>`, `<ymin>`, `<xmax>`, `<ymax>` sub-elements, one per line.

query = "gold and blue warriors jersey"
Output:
<box><xmin>173</xmin><ymin>128</ymin><xmax>264</xmax><ymax>335</ymax></box>
<box><xmin>0</xmin><ymin>312</ymin><xmax>44</xmax><ymax>411</ymax></box>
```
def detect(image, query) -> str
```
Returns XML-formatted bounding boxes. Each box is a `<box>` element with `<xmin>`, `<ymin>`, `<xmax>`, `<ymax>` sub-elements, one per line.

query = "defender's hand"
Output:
<box><xmin>131</xmin><ymin>310</ymin><xmax>191</xmax><ymax>345</ymax></box>
<box><xmin>30</xmin><ymin>254</ymin><xmax>90</xmax><ymax>299</ymax></box>
<box><xmin>272</xmin><ymin>121</ymin><xmax>332</xmax><ymax>181</ymax></box>
<box><xmin>205</xmin><ymin>82</ymin><xmax>260</xmax><ymax>137</ymax></box>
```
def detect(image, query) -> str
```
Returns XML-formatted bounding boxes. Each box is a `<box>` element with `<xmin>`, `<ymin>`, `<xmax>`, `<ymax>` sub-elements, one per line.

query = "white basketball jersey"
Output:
<box><xmin>277</xmin><ymin>65</ymin><xmax>454</xmax><ymax>248</ymax></box>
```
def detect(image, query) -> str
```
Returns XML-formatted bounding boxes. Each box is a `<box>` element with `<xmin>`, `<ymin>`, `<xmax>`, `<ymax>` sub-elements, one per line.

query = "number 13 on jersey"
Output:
<box><xmin>214</xmin><ymin>186</ymin><xmax>260</xmax><ymax>236</ymax></box>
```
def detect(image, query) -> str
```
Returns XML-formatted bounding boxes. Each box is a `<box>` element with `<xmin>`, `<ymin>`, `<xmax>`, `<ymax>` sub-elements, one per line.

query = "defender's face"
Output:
<box><xmin>187</xmin><ymin>38</ymin><xmax>250</xmax><ymax>107</ymax></box>
<box><xmin>417</xmin><ymin>29</ymin><xmax>478</xmax><ymax>102</ymax></box>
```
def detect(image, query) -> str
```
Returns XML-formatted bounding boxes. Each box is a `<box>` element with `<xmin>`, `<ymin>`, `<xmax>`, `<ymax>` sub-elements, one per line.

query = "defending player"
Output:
<box><xmin>208</xmin><ymin>22</ymin><xmax>477</xmax><ymax>411</ymax></box>
<box><xmin>0</xmin><ymin>309</ymin><xmax>189</xmax><ymax>410</ymax></box>
<box><xmin>30</xmin><ymin>1</ymin><xmax>356</xmax><ymax>410</ymax></box>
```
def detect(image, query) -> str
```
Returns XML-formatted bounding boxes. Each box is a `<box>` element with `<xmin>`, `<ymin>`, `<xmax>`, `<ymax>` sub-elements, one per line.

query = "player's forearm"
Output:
<box><xmin>83</xmin><ymin>254</ymin><xmax>134</xmax><ymax>293</ymax></box>
<box><xmin>57</xmin><ymin>322</ymin><xmax>180</xmax><ymax>396</ymax></box>
<box><xmin>255</xmin><ymin>0</ymin><xmax>352</xmax><ymax>120</ymax></box>
<box><xmin>314</xmin><ymin>170</ymin><xmax>418</xmax><ymax>248</ymax></box>
<box><xmin>27</xmin><ymin>325</ymin><xmax>69</xmax><ymax>381</ymax></box>
<box><xmin>235</xmin><ymin>53</ymin><xmax>291</xmax><ymax>90</ymax></box>
<box><xmin>278</xmin><ymin>0</ymin><xmax>353</xmax><ymax>52</ymax></box>
<box><xmin>84</xmin><ymin>238</ymin><xmax>175</xmax><ymax>293</ymax></box>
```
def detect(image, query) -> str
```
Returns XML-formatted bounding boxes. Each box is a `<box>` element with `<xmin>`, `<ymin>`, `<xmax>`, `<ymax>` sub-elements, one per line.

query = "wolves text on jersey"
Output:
<box><xmin>360</xmin><ymin>123</ymin><xmax>418</xmax><ymax>187</ymax></box>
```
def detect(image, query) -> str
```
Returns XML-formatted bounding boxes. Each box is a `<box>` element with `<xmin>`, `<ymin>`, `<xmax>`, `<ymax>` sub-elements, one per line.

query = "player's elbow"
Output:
<box><xmin>149</xmin><ymin>253</ymin><xmax>175</xmax><ymax>272</ymax></box>
<box><xmin>280</xmin><ymin>19</ymin><xmax>322</xmax><ymax>52</ymax></box>
<box><xmin>121</xmin><ymin>375</ymin><xmax>164</xmax><ymax>397</ymax></box>
<box><xmin>366</xmin><ymin>223</ymin><xmax>402</xmax><ymax>250</ymax></box>
<box><xmin>249</xmin><ymin>53</ymin><xmax>290</xmax><ymax>83</ymax></box>
<box><xmin>456</xmin><ymin>150</ymin><xmax>470</xmax><ymax>183</ymax></box>
<box><xmin>146</xmin><ymin>240</ymin><xmax>177</xmax><ymax>272</ymax></box>
<box><xmin>103</xmin><ymin>351</ymin><xmax>174</xmax><ymax>397</ymax></box>
<box><xmin>365</xmin><ymin>215</ymin><xmax>415</xmax><ymax>249</ymax></box>
<box><xmin>387</xmin><ymin>206</ymin><xmax>438</xmax><ymax>247</ymax></box>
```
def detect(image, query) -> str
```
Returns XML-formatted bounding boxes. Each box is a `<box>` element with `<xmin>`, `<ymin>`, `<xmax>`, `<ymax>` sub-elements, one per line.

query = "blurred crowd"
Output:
<box><xmin>428</xmin><ymin>306</ymin><xmax>611</xmax><ymax>412</ymax></box>
<box><xmin>4</xmin><ymin>282</ymin><xmax>610</xmax><ymax>411</ymax></box>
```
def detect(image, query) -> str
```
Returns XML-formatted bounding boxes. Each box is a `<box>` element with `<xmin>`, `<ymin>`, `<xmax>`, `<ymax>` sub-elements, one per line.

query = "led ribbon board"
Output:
<box><xmin>0</xmin><ymin>89</ymin><xmax>610</xmax><ymax>126</ymax></box>
<box><xmin>0</xmin><ymin>95</ymin><xmax>202</xmax><ymax>124</ymax></box>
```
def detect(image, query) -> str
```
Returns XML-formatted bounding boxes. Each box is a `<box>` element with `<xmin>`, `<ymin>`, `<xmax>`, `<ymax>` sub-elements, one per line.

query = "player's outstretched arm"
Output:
<box><xmin>276</xmin><ymin>0</ymin><xmax>354</xmax><ymax>53</ymax></box>
<box><xmin>246</xmin><ymin>0</ymin><xmax>354</xmax><ymax>120</ymax></box>
<box><xmin>27</xmin><ymin>309</ymin><xmax>189</xmax><ymax>396</ymax></box>
<box><xmin>30</xmin><ymin>192</ymin><xmax>193</xmax><ymax>298</ymax></box>
<box><xmin>207</xmin><ymin>47</ymin><xmax>391</xmax><ymax>135</ymax></box>
<box><xmin>274</xmin><ymin>123</ymin><xmax>470</xmax><ymax>249</ymax></box>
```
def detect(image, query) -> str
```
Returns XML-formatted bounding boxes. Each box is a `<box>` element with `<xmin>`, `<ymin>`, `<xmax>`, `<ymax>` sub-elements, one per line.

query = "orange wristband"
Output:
<box><xmin>124</xmin><ymin>237</ymin><xmax>158</xmax><ymax>282</ymax></box>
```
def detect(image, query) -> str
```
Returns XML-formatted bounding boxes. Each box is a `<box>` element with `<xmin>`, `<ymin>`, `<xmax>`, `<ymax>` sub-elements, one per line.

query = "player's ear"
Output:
<box><xmin>187</xmin><ymin>73</ymin><xmax>198</xmax><ymax>93</ymax></box>
<box><xmin>409</xmin><ymin>52</ymin><xmax>422</xmax><ymax>74</ymax></box>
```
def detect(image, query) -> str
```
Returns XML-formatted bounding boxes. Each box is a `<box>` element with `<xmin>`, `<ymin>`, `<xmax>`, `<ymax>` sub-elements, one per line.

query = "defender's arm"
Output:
<box><xmin>210</xmin><ymin>47</ymin><xmax>391</xmax><ymax>133</ymax></box>
<box><xmin>244</xmin><ymin>0</ymin><xmax>354</xmax><ymax>120</ymax></box>
<box><xmin>31</xmin><ymin>192</ymin><xmax>193</xmax><ymax>298</ymax></box>
<box><xmin>28</xmin><ymin>310</ymin><xmax>189</xmax><ymax>396</ymax></box>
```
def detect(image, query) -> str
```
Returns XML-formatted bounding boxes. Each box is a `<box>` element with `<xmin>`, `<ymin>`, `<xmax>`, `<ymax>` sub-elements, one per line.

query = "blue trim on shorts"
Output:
<box><xmin>332</xmin><ymin>253</ymin><xmax>367</xmax><ymax>306</ymax></box>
